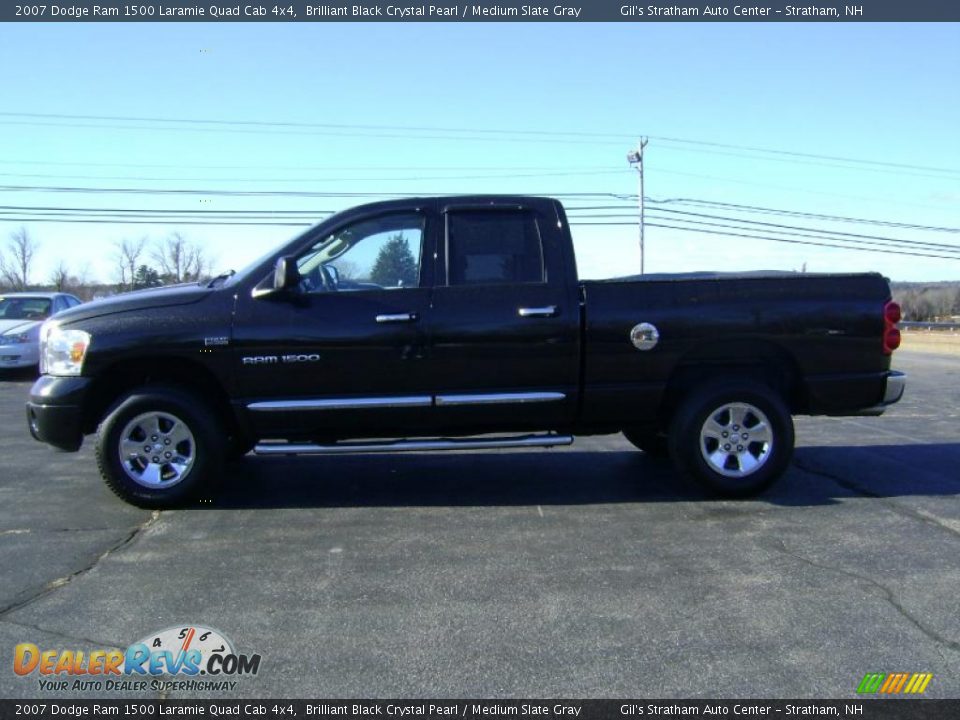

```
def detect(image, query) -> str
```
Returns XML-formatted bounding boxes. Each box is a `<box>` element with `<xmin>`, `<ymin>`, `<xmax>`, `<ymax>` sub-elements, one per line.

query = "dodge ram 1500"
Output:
<box><xmin>26</xmin><ymin>196</ymin><xmax>905</xmax><ymax>506</ymax></box>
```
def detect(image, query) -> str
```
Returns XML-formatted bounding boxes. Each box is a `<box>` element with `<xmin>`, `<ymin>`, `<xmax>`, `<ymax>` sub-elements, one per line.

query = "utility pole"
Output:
<box><xmin>627</xmin><ymin>138</ymin><xmax>649</xmax><ymax>274</ymax></box>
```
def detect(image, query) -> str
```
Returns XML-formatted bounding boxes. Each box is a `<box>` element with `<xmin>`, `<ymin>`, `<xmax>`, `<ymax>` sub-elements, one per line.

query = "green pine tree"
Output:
<box><xmin>132</xmin><ymin>264</ymin><xmax>162</xmax><ymax>289</ymax></box>
<box><xmin>370</xmin><ymin>234</ymin><xmax>418</xmax><ymax>287</ymax></box>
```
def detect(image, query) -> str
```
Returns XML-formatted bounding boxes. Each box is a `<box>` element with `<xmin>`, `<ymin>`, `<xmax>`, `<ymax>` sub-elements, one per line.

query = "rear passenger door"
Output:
<box><xmin>428</xmin><ymin>201</ymin><xmax>580</xmax><ymax>432</ymax></box>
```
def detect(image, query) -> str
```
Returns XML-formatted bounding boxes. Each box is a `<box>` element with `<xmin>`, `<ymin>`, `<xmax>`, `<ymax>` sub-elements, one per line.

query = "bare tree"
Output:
<box><xmin>50</xmin><ymin>260</ymin><xmax>71</xmax><ymax>291</ymax></box>
<box><xmin>330</xmin><ymin>259</ymin><xmax>360</xmax><ymax>280</ymax></box>
<box><xmin>152</xmin><ymin>232</ymin><xmax>214</xmax><ymax>283</ymax></box>
<box><xmin>113</xmin><ymin>237</ymin><xmax>148</xmax><ymax>290</ymax></box>
<box><xmin>0</xmin><ymin>227</ymin><xmax>40</xmax><ymax>290</ymax></box>
<box><xmin>930</xmin><ymin>288</ymin><xmax>957</xmax><ymax>320</ymax></box>
<box><xmin>71</xmin><ymin>263</ymin><xmax>95</xmax><ymax>300</ymax></box>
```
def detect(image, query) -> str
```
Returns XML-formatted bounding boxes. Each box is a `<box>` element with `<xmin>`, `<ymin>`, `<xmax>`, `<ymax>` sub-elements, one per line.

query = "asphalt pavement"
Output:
<box><xmin>0</xmin><ymin>350</ymin><xmax>958</xmax><ymax>699</ymax></box>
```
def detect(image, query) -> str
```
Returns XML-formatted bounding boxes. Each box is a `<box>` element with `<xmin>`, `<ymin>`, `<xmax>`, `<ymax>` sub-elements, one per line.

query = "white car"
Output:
<box><xmin>0</xmin><ymin>293</ymin><xmax>82</xmax><ymax>369</ymax></box>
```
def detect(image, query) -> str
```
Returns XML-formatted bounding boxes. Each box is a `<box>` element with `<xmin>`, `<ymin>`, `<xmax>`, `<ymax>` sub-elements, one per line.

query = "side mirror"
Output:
<box><xmin>273</xmin><ymin>256</ymin><xmax>301</xmax><ymax>291</ymax></box>
<box><xmin>253</xmin><ymin>256</ymin><xmax>302</xmax><ymax>300</ymax></box>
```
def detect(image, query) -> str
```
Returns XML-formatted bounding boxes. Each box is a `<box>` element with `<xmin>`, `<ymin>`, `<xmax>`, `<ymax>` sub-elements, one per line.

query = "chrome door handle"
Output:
<box><xmin>518</xmin><ymin>306</ymin><xmax>558</xmax><ymax>318</ymax></box>
<box><xmin>376</xmin><ymin>312</ymin><xmax>418</xmax><ymax>323</ymax></box>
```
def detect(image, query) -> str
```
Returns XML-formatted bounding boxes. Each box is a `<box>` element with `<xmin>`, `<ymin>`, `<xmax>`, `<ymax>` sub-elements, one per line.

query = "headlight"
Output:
<box><xmin>40</xmin><ymin>322</ymin><xmax>91</xmax><ymax>376</ymax></box>
<box><xmin>1</xmin><ymin>329</ymin><xmax>30</xmax><ymax>344</ymax></box>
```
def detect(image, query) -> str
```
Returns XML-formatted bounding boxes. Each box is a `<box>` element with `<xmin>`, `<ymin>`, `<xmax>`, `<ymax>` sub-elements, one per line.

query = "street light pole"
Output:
<box><xmin>627</xmin><ymin>138</ymin><xmax>649</xmax><ymax>275</ymax></box>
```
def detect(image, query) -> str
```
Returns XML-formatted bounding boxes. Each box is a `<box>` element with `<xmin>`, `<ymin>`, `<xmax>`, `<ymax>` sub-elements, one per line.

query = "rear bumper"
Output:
<box><xmin>25</xmin><ymin>375</ymin><xmax>92</xmax><ymax>452</ymax></box>
<box><xmin>855</xmin><ymin>370</ymin><xmax>906</xmax><ymax>416</ymax></box>
<box><xmin>805</xmin><ymin>370</ymin><xmax>905</xmax><ymax>417</ymax></box>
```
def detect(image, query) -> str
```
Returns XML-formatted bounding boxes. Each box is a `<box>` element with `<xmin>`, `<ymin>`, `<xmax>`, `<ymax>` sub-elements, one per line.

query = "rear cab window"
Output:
<box><xmin>445</xmin><ymin>210</ymin><xmax>545</xmax><ymax>286</ymax></box>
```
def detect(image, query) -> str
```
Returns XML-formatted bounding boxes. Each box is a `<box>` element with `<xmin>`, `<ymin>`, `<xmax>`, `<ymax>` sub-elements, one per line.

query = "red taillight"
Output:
<box><xmin>885</xmin><ymin>327</ymin><xmax>901</xmax><ymax>352</ymax></box>
<box><xmin>883</xmin><ymin>301</ymin><xmax>901</xmax><ymax>354</ymax></box>
<box><xmin>885</xmin><ymin>302</ymin><xmax>902</xmax><ymax>324</ymax></box>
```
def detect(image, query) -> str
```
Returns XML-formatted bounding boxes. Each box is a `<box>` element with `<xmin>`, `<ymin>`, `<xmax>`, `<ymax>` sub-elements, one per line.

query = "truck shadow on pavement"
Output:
<box><xmin>205</xmin><ymin>443</ymin><xmax>960</xmax><ymax>509</ymax></box>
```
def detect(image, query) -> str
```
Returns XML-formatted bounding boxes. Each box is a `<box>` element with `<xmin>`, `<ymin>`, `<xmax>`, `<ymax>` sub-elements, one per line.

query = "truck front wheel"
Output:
<box><xmin>668</xmin><ymin>381</ymin><xmax>794</xmax><ymax>498</ymax></box>
<box><xmin>95</xmin><ymin>385</ymin><xmax>225</xmax><ymax>508</ymax></box>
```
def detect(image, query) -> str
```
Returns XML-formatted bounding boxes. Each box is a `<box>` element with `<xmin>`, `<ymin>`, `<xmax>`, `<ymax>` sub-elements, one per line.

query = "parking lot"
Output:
<box><xmin>1</xmin><ymin>350</ymin><xmax>958</xmax><ymax>699</ymax></box>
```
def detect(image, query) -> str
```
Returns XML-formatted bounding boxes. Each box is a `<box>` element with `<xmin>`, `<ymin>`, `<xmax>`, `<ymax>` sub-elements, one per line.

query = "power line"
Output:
<box><xmin>648</xmin><ymin>135</ymin><xmax>960</xmax><ymax>177</ymax></box>
<box><xmin>647</xmin><ymin>143</ymin><xmax>960</xmax><ymax>181</ymax></box>
<box><xmin>639</xmin><ymin>167</ymin><xmax>957</xmax><ymax>212</ymax></box>
<box><xmin>644</xmin><ymin>207</ymin><xmax>960</xmax><ymax>252</ymax></box>
<box><xmin>0</xmin><ymin>159</ymin><xmax>617</xmax><ymax>172</ymax></box>
<box><xmin>0</xmin><ymin>120</ymin><xmax>628</xmax><ymax>148</ymax></box>
<box><xmin>4</xmin><ymin>213</ymin><xmax>955</xmax><ymax>258</ymax></box>
<box><xmin>5</xmin><ymin>207</ymin><xmax>958</xmax><ymax>258</ymax></box>
<box><xmin>4</xmin><ymin>197</ymin><xmax>958</xmax><ymax>255</ymax></box>
<box><xmin>648</xmin><ymin>198</ymin><xmax>960</xmax><ymax>234</ymax></box>
<box><xmin>0</xmin><ymin>216</ymin><xmax>310</xmax><ymax>227</ymax></box>
<box><xmin>566</xmin><ymin>201</ymin><xmax>960</xmax><ymax>234</ymax></box>
<box><xmin>569</xmin><ymin>222</ymin><xmax>960</xmax><ymax>261</ymax></box>
<box><xmin>1</xmin><ymin>111</ymin><xmax>955</xmax><ymax>176</ymax></box>
<box><xmin>0</xmin><ymin>185</ymin><xmax>631</xmax><ymax>199</ymax></box>
<box><xmin>565</xmin><ymin>204</ymin><xmax>960</xmax><ymax>248</ymax></box>
<box><xmin>644</xmin><ymin>215</ymin><xmax>960</xmax><ymax>255</ymax></box>
<box><xmin>0</xmin><ymin>169</ymin><xmax>628</xmax><ymax>183</ymax></box>
<box><xmin>0</xmin><ymin>205</ymin><xmax>335</xmax><ymax>215</ymax></box>
<box><xmin>569</xmin><ymin>212</ymin><xmax>960</xmax><ymax>255</ymax></box>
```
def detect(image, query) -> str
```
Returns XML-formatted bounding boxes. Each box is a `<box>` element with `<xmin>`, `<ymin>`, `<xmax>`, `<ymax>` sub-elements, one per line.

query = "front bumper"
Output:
<box><xmin>25</xmin><ymin>375</ymin><xmax>93</xmax><ymax>452</ymax></box>
<box><xmin>0</xmin><ymin>341</ymin><xmax>39</xmax><ymax>368</ymax></box>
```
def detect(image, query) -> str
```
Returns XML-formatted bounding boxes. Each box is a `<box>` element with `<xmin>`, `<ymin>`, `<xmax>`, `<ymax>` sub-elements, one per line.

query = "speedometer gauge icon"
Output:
<box><xmin>135</xmin><ymin>625</ymin><xmax>234</xmax><ymax>659</ymax></box>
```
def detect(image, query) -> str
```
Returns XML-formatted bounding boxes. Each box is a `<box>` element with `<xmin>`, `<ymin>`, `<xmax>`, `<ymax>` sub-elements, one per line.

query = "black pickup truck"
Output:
<box><xmin>26</xmin><ymin>196</ymin><xmax>905</xmax><ymax>507</ymax></box>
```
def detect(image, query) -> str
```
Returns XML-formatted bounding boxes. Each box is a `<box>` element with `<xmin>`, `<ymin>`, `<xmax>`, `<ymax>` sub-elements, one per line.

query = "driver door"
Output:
<box><xmin>233</xmin><ymin>207</ymin><xmax>437</xmax><ymax>440</ymax></box>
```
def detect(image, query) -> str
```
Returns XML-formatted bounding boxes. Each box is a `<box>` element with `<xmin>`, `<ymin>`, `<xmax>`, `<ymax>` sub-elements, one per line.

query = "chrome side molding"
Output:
<box><xmin>248</xmin><ymin>396</ymin><xmax>432</xmax><ymax>412</ymax></box>
<box><xmin>434</xmin><ymin>392</ymin><xmax>566</xmax><ymax>406</ymax></box>
<box><xmin>254</xmin><ymin>433</ymin><xmax>574</xmax><ymax>456</ymax></box>
<box><xmin>248</xmin><ymin>392</ymin><xmax>566</xmax><ymax>412</ymax></box>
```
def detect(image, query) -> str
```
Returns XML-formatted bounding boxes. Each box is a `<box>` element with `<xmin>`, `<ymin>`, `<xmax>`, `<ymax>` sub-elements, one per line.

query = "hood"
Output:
<box><xmin>52</xmin><ymin>283</ymin><xmax>214</xmax><ymax>325</ymax></box>
<box><xmin>0</xmin><ymin>318</ymin><xmax>40</xmax><ymax>336</ymax></box>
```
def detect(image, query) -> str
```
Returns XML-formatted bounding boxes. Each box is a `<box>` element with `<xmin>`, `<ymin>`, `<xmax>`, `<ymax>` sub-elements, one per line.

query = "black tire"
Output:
<box><xmin>622</xmin><ymin>429</ymin><xmax>669</xmax><ymax>457</ymax></box>
<box><xmin>226</xmin><ymin>435</ymin><xmax>255</xmax><ymax>462</ymax></box>
<box><xmin>95</xmin><ymin>385</ymin><xmax>225</xmax><ymax>508</ymax></box>
<box><xmin>668</xmin><ymin>380</ymin><xmax>794</xmax><ymax>498</ymax></box>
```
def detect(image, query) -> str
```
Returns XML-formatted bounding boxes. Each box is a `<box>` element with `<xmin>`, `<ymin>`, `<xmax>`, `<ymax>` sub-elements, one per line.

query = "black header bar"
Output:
<box><xmin>2</xmin><ymin>1</ymin><xmax>959</xmax><ymax>23</ymax></box>
<box><xmin>1</xmin><ymin>700</ymin><xmax>959</xmax><ymax>720</ymax></box>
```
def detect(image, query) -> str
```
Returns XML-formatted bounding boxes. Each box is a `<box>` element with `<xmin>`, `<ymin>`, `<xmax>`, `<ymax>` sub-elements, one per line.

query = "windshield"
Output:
<box><xmin>221</xmin><ymin>222</ymin><xmax>323</xmax><ymax>288</ymax></box>
<box><xmin>0</xmin><ymin>297</ymin><xmax>52</xmax><ymax>321</ymax></box>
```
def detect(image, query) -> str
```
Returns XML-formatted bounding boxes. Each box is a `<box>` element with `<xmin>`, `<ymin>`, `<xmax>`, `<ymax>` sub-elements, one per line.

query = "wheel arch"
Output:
<box><xmin>81</xmin><ymin>356</ymin><xmax>241</xmax><ymax>440</ymax></box>
<box><xmin>659</xmin><ymin>338</ymin><xmax>805</xmax><ymax>426</ymax></box>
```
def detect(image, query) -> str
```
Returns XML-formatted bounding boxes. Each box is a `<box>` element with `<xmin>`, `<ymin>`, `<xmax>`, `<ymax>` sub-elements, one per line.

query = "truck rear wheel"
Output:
<box><xmin>95</xmin><ymin>385</ymin><xmax>224</xmax><ymax>508</ymax></box>
<box><xmin>668</xmin><ymin>380</ymin><xmax>793</xmax><ymax>498</ymax></box>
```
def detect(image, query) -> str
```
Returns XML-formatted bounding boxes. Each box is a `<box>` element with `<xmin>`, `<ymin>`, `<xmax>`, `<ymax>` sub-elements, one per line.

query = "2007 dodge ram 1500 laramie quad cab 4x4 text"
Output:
<box><xmin>26</xmin><ymin>196</ymin><xmax>905</xmax><ymax>507</ymax></box>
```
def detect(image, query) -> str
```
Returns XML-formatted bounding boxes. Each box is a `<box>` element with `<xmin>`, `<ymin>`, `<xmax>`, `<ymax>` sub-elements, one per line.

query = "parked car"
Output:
<box><xmin>0</xmin><ymin>292</ymin><xmax>82</xmax><ymax>370</ymax></box>
<box><xmin>25</xmin><ymin>196</ymin><xmax>904</xmax><ymax>507</ymax></box>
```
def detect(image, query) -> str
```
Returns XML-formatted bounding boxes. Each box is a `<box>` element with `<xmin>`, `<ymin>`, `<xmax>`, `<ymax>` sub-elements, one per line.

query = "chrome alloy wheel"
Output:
<box><xmin>118</xmin><ymin>411</ymin><xmax>196</xmax><ymax>489</ymax></box>
<box><xmin>699</xmin><ymin>402</ymin><xmax>773</xmax><ymax>478</ymax></box>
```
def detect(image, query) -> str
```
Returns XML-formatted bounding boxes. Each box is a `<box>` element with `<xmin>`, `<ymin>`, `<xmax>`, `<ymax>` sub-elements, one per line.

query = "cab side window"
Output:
<box><xmin>446</xmin><ymin>210</ymin><xmax>544</xmax><ymax>286</ymax></box>
<box><xmin>297</xmin><ymin>213</ymin><xmax>424</xmax><ymax>293</ymax></box>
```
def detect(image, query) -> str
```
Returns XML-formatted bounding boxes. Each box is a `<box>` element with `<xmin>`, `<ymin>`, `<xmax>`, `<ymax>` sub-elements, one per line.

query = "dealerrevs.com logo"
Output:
<box><xmin>13</xmin><ymin>625</ymin><xmax>262</xmax><ymax>693</ymax></box>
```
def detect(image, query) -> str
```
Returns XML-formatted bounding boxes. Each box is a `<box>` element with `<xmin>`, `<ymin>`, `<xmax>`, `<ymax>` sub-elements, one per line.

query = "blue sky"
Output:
<box><xmin>0</xmin><ymin>22</ymin><xmax>957</xmax><ymax>283</ymax></box>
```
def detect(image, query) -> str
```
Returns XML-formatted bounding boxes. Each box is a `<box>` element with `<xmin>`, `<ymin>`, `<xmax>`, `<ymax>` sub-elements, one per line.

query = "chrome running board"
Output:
<box><xmin>253</xmin><ymin>433</ymin><xmax>574</xmax><ymax>456</ymax></box>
